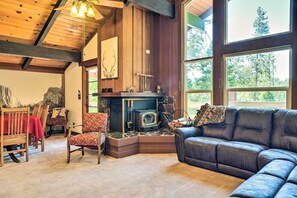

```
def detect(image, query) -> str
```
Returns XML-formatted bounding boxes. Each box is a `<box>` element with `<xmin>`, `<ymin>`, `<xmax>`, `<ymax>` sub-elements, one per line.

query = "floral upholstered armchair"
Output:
<box><xmin>67</xmin><ymin>113</ymin><xmax>108</xmax><ymax>164</ymax></box>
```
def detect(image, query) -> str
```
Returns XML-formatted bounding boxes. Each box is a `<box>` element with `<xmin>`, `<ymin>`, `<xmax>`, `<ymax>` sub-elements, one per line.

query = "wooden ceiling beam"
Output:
<box><xmin>125</xmin><ymin>0</ymin><xmax>175</xmax><ymax>18</ymax></box>
<box><xmin>22</xmin><ymin>0</ymin><xmax>68</xmax><ymax>70</ymax></box>
<box><xmin>0</xmin><ymin>40</ymin><xmax>81</xmax><ymax>62</ymax></box>
<box><xmin>0</xmin><ymin>62</ymin><xmax>64</xmax><ymax>74</ymax></box>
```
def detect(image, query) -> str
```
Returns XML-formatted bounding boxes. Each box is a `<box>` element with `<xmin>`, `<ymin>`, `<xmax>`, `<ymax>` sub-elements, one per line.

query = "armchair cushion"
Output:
<box><xmin>82</xmin><ymin>113</ymin><xmax>108</xmax><ymax>133</ymax></box>
<box><xmin>69</xmin><ymin>132</ymin><xmax>106</xmax><ymax>146</ymax></box>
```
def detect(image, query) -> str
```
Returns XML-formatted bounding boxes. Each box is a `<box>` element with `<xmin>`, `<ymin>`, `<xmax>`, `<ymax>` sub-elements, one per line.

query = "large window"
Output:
<box><xmin>87</xmin><ymin>67</ymin><xmax>98</xmax><ymax>113</ymax></box>
<box><xmin>227</xmin><ymin>0</ymin><xmax>291</xmax><ymax>43</ymax></box>
<box><xmin>183</xmin><ymin>0</ymin><xmax>213</xmax><ymax>118</ymax></box>
<box><xmin>225</xmin><ymin>49</ymin><xmax>290</xmax><ymax>108</ymax></box>
<box><xmin>224</xmin><ymin>0</ymin><xmax>292</xmax><ymax>109</ymax></box>
<box><xmin>182</xmin><ymin>0</ymin><xmax>295</xmax><ymax>110</ymax></box>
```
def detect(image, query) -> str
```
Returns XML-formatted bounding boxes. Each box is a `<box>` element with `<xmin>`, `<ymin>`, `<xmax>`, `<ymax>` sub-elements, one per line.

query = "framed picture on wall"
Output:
<box><xmin>101</xmin><ymin>36</ymin><xmax>118</xmax><ymax>79</ymax></box>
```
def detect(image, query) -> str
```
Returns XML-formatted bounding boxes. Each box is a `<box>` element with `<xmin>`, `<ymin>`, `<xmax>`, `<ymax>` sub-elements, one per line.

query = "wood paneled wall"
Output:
<box><xmin>155</xmin><ymin>0</ymin><xmax>182</xmax><ymax>111</ymax></box>
<box><xmin>98</xmin><ymin>6</ymin><xmax>159</xmax><ymax>93</ymax></box>
<box><xmin>98</xmin><ymin>2</ymin><xmax>182</xmax><ymax>111</ymax></box>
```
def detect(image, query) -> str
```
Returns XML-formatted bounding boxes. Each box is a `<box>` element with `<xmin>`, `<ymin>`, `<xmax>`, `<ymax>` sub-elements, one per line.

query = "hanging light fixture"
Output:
<box><xmin>69</xmin><ymin>0</ymin><xmax>97</xmax><ymax>19</ymax></box>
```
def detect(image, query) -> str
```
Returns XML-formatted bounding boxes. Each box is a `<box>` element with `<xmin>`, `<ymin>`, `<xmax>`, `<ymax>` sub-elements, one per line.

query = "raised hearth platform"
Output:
<box><xmin>107</xmin><ymin>131</ymin><xmax>176</xmax><ymax>158</ymax></box>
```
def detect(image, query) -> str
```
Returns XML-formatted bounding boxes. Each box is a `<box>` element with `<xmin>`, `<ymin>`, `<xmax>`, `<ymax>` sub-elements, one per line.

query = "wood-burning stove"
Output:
<box><xmin>134</xmin><ymin>110</ymin><xmax>158</xmax><ymax>132</ymax></box>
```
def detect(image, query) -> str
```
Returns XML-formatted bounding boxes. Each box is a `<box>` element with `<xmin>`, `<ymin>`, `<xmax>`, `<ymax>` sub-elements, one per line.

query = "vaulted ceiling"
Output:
<box><xmin>0</xmin><ymin>0</ymin><xmax>118</xmax><ymax>73</ymax></box>
<box><xmin>0</xmin><ymin>0</ymin><xmax>177</xmax><ymax>74</ymax></box>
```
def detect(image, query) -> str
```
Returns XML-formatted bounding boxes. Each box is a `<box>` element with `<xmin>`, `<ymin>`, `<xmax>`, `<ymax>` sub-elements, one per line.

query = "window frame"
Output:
<box><xmin>182</xmin><ymin>0</ymin><xmax>214</xmax><ymax>113</ymax></box>
<box><xmin>86</xmin><ymin>66</ymin><xmax>99</xmax><ymax>113</ymax></box>
<box><xmin>181</xmin><ymin>0</ymin><xmax>297</xmax><ymax>109</ymax></box>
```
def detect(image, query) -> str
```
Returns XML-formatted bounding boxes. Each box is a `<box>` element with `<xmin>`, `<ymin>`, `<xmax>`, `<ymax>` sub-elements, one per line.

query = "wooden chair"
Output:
<box><xmin>32</xmin><ymin>104</ymin><xmax>41</xmax><ymax>117</ymax></box>
<box><xmin>67</xmin><ymin>113</ymin><xmax>108</xmax><ymax>164</ymax></box>
<box><xmin>0</xmin><ymin>107</ymin><xmax>30</xmax><ymax>167</ymax></box>
<box><xmin>46</xmin><ymin>108</ymin><xmax>69</xmax><ymax>137</ymax></box>
<box><xmin>35</xmin><ymin>104</ymin><xmax>49</xmax><ymax>152</ymax></box>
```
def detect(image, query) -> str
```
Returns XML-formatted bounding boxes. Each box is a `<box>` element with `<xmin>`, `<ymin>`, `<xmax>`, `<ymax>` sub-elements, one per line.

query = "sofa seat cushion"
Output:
<box><xmin>258</xmin><ymin>149</ymin><xmax>297</xmax><ymax>169</ymax></box>
<box><xmin>287</xmin><ymin>166</ymin><xmax>297</xmax><ymax>185</ymax></box>
<box><xmin>185</xmin><ymin>137</ymin><xmax>228</xmax><ymax>163</ymax></box>
<box><xmin>274</xmin><ymin>182</ymin><xmax>297</xmax><ymax>198</ymax></box>
<box><xmin>258</xmin><ymin>159</ymin><xmax>295</xmax><ymax>180</ymax></box>
<box><xmin>230</xmin><ymin>173</ymin><xmax>285</xmax><ymax>198</ymax></box>
<box><xmin>217</xmin><ymin>141</ymin><xmax>267</xmax><ymax>172</ymax></box>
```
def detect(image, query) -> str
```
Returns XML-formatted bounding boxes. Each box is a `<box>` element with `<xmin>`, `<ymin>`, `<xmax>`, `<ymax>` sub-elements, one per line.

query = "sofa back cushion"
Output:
<box><xmin>233</xmin><ymin>108</ymin><xmax>273</xmax><ymax>146</ymax></box>
<box><xmin>202</xmin><ymin>108</ymin><xmax>237</xmax><ymax>140</ymax></box>
<box><xmin>271</xmin><ymin>109</ymin><xmax>297</xmax><ymax>152</ymax></box>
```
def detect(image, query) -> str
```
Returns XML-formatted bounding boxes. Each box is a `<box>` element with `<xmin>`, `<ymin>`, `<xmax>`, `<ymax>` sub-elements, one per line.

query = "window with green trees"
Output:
<box><xmin>87</xmin><ymin>68</ymin><xmax>98</xmax><ymax>113</ymax></box>
<box><xmin>227</xmin><ymin>0</ymin><xmax>290</xmax><ymax>43</ymax></box>
<box><xmin>225</xmin><ymin>1</ymin><xmax>291</xmax><ymax>108</ymax></box>
<box><xmin>184</xmin><ymin>0</ymin><xmax>213</xmax><ymax>118</ymax></box>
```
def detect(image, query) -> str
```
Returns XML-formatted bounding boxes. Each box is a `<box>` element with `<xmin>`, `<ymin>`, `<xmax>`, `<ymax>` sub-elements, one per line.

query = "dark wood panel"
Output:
<box><xmin>156</xmin><ymin>0</ymin><xmax>181</xmax><ymax>114</ymax></box>
<box><xmin>125</xmin><ymin>0</ymin><xmax>175</xmax><ymax>18</ymax></box>
<box><xmin>292</xmin><ymin>0</ymin><xmax>297</xmax><ymax>109</ymax></box>
<box><xmin>212</xmin><ymin>0</ymin><xmax>225</xmax><ymax>105</ymax></box>
<box><xmin>222</xmin><ymin>33</ymin><xmax>294</xmax><ymax>55</ymax></box>
<box><xmin>0</xmin><ymin>62</ymin><xmax>64</xmax><ymax>74</ymax></box>
<box><xmin>121</xmin><ymin>6</ymin><xmax>133</xmax><ymax>92</ymax></box>
<box><xmin>0</xmin><ymin>40</ymin><xmax>81</xmax><ymax>62</ymax></box>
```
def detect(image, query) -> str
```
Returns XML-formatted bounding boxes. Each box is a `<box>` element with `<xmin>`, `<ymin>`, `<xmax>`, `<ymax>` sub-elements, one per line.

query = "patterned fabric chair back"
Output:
<box><xmin>82</xmin><ymin>113</ymin><xmax>108</xmax><ymax>133</ymax></box>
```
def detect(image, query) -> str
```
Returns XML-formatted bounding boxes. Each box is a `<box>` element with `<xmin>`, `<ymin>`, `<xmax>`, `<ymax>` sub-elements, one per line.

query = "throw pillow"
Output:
<box><xmin>59</xmin><ymin>108</ymin><xmax>67</xmax><ymax>117</ymax></box>
<box><xmin>194</xmin><ymin>103</ymin><xmax>210</xmax><ymax>126</ymax></box>
<box><xmin>195</xmin><ymin>104</ymin><xmax>226</xmax><ymax>127</ymax></box>
<box><xmin>51</xmin><ymin>108</ymin><xmax>61</xmax><ymax>118</ymax></box>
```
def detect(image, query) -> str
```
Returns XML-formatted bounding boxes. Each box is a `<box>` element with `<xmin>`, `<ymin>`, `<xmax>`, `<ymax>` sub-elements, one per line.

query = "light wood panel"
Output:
<box><xmin>30</xmin><ymin>59</ymin><xmax>67</xmax><ymax>68</ymax></box>
<box><xmin>0</xmin><ymin>0</ymin><xmax>115</xmax><ymax>72</ymax></box>
<box><xmin>187</xmin><ymin>0</ymin><xmax>212</xmax><ymax>17</ymax></box>
<box><xmin>0</xmin><ymin>54</ymin><xmax>24</xmax><ymax>64</ymax></box>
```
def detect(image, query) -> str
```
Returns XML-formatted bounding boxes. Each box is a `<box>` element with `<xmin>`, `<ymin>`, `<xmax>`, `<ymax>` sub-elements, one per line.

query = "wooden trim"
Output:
<box><xmin>126</xmin><ymin>0</ymin><xmax>175</xmax><ymax>18</ymax></box>
<box><xmin>82</xmin><ymin>67</ymin><xmax>87</xmax><ymax>115</ymax></box>
<box><xmin>292</xmin><ymin>0</ymin><xmax>297</xmax><ymax>109</ymax></box>
<box><xmin>0</xmin><ymin>40</ymin><xmax>81</xmax><ymax>62</ymax></box>
<box><xmin>222</xmin><ymin>33</ymin><xmax>294</xmax><ymax>55</ymax></box>
<box><xmin>61</xmin><ymin>74</ymin><xmax>65</xmax><ymax>106</ymax></box>
<box><xmin>212</xmin><ymin>0</ymin><xmax>224</xmax><ymax>105</ymax></box>
<box><xmin>22</xmin><ymin>0</ymin><xmax>68</xmax><ymax>69</ymax></box>
<box><xmin>227</xmin><ymin>87</ymin><xmax>289</xmax><ymax>92</ymax></box>
<box><xmin>63</xmin><ymin>62</ymin><xmax>73</xmax><ymax>71</ymax></box>
<box><xmin>0</xmin><ymin>62</ymin><xmax>64</xmax><ymax>74</ymax></box>
<box><xmin>79</xmin><ymin>58</ymin><xmax>98</xmax><ymax>67</ymax></box>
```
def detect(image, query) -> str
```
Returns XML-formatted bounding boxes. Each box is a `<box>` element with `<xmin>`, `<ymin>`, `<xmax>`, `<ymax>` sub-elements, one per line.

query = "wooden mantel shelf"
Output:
<box><xmin>93</xmin><ymin>92</ymin><xmax>165</xmax><ymax>98</ymax></box>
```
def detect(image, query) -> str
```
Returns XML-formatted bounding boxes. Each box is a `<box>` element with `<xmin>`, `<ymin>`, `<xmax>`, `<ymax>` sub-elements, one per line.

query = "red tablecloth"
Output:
<box><xmin>1</xmin><ymin>115</ymin><xmax>43</xmax><ymax>141</ymax></box>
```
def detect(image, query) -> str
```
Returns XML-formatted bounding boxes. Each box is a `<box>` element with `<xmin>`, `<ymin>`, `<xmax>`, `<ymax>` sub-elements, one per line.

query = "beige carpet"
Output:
<box><xmin>0</xmin><ymin>135</ymin><xmax>244</xmax><ymax>198</ymax></box>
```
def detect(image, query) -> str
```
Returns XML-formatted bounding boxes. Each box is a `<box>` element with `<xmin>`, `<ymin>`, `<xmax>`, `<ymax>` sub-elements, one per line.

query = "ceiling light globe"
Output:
<box><xmin>70</xmin><ymin>5</ymin><xmax>78</xmax><ymax>17</ymax></box>
<box><xmin>78</xmin><ymin>9</ymin><xmax>85</xmax><ymax>18</ymax></box>
<box><xmin>87</xmin><ymin>7</ymin><xmax>95</xmax><ymax>18</ymax></box>
<box><xmin>80</xmin><ymin>2</ymin><xmax>87</xmax><ymax>13</ymax></box>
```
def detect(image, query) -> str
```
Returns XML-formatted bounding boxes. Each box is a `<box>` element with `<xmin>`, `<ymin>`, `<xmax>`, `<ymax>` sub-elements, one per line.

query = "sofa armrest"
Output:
<box><xmin>174</xmin><ymin>127</ymin><xmax>202</xmax><ymax>162</ymax></box>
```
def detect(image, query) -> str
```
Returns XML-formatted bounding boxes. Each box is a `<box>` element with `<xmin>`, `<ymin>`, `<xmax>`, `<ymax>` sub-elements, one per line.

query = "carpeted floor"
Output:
<box><xmin>0</xmin><ymin>135</ymin><xmax>244</xmax><ymax>198</ymax></box>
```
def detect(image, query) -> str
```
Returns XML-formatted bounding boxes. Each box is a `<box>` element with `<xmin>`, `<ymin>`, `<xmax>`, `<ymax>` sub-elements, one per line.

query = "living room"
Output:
<box><xmin>0</xmin><ymin>0</ymin><xmax>296</xmax><ymax>197</ymax></box>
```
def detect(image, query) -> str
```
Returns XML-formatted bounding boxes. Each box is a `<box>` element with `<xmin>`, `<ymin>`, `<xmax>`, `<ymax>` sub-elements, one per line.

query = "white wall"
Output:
<box><xmin>65</xmin><ymin>33</ymin><xmax>98</xmax><ymax>127</ymax></box>
<box><xmin>0</xmin><ymin>70</ymin><xmax>62</xmax><ymax>106</ymax></box>
<box><xmin>83</xmin><ymin>33</ymin><xmax>98</xmax><ymax>61</ymax></box>
<box><xmin>65</xmin><ymin>62</ymin><xmax>82</xmax><ymax>126</ymax></box>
